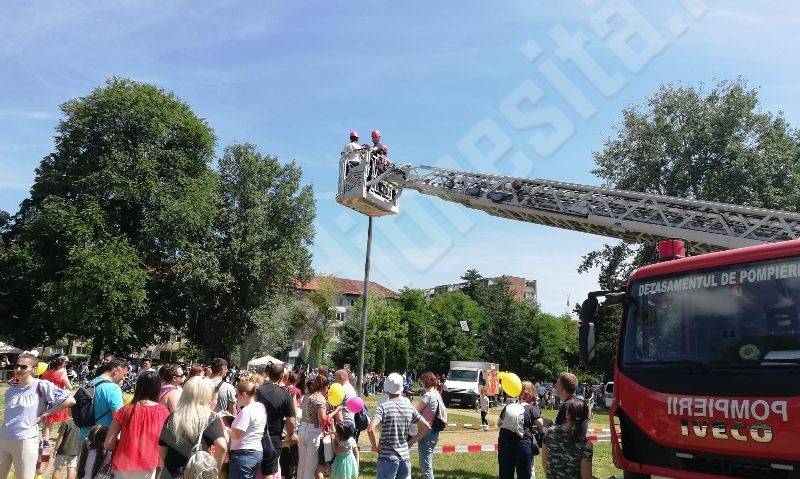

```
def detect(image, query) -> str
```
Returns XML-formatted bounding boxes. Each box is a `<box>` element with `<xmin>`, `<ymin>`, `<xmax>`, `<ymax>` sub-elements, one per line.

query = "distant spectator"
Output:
<box><xmin>210</xmin><ymin>358</ymin><xmax>237</xmax><ymax>415</ymax></box>
<box><xmin>189</xmin><ymin>364</ymin><xmax>204</xmax><ymax>378</ymax></box>
<box><xmin>41</xmin><ymin>355</ymin><xmax>73</xmax><ymax>445</ymax></box>
<box><xmin>158</xmin><ymin>364</ymin><xmax>184</xmax><ymax>412</ymax></box>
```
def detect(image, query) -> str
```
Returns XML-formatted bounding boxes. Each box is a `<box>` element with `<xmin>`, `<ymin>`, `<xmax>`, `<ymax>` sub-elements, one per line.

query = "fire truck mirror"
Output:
<box><xmin>579</xmin><ymin>321</ymin><xmax>596</xmax><ymax>365</ymax></box>
<box><xmin>579</xmin><ymin>295</ymin><xmax>599</xmax><ymax>322</ymax></box>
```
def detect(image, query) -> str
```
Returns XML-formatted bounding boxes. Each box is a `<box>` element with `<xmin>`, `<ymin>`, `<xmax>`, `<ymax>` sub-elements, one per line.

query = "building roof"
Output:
<box><xmin>295</xmin><ymin>276</ymin><xmax>397</xmax><ymax>299</ymax></box>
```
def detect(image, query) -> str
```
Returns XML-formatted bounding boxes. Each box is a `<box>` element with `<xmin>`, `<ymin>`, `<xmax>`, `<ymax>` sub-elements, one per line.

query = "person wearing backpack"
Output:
<box><xmin>414</xmin><ymin>372</ymin><xmax>446</xmax><ymax>479</ymax></box>
<box><xmin>0</xmin><ymin>351</ymin><xmax>76</xmax><ymax>479</ymax></box>
<box><xmin>158</xmin><ymin>376</ymin><xmax>227</xmax><ymax>479</ymax></box>
<box><xmin>75</xmin><ymin>358</ymin><xmax>128</xmax><ymax>442</ymax></box>
<box><xmin>497</xmin><ymin>381</ymin><xmax>543</xmax><ymax>479</ymax></box>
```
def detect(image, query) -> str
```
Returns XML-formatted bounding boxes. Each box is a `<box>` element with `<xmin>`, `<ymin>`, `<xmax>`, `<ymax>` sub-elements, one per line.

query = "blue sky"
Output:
<box><xmin>2</xmin><ymin>1</ymin><xmax>799</xmax><ymax>315</ymax></box>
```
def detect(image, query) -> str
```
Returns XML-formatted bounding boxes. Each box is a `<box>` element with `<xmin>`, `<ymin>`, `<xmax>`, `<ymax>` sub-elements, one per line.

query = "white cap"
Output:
<box><xmin>383</xmin><ymin>373</ymin><xmax>404</xmax><ymax>395</ymax></box>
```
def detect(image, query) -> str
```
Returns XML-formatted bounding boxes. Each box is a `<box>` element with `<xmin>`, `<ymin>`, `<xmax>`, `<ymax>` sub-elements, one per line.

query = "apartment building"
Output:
<box><xmin>288</xmin><ymin>276</ymin><xmax>396</xmax><ymax>369</ymax></box>
<box><xmin>426</xmin><ymin>275</ymin><xmax>537</xmax><ymax>303</ymax></box>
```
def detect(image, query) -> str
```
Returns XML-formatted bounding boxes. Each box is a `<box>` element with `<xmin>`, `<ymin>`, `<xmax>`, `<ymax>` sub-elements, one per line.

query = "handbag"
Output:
<box><xmin>321</xmin><ymin>435</ymin><xmax>335</xmax><ymax>462</ymax></box>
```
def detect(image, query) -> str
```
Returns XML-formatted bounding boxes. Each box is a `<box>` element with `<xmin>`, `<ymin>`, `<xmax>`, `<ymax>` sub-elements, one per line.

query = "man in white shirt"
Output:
<box><xmin>342</xmin><ymin>131</ymin><xmax>363</xmax><ymax>168</ymax></box>
<box><xmin>210</xmin><ymin>358</ymin><xmax>237</xmax><ymax>416</ymax></box>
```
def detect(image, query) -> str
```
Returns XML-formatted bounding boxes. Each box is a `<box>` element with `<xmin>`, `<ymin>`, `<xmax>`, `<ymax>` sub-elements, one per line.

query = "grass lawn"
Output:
<box><xmin>359</xmin><ymin>392</ymin><xmax>622</xmax><ymax>478</ymax></box>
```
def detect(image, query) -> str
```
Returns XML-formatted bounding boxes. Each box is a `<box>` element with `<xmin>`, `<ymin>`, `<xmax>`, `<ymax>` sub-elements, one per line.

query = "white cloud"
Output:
<box><xmin>0</xmin><ymin>110</ymin><xmax>56</xmax><ymax>120</ymax></box>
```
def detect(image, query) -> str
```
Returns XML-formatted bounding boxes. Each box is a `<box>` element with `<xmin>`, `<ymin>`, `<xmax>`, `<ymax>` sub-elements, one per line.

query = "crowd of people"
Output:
<box><xmin>2</xmin><ymin>350</ymin><xmax>607</xmax><ymax>479</ymax></box>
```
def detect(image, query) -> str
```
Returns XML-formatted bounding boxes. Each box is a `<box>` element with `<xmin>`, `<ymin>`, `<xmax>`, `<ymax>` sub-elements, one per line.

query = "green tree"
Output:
<box><xmin>394</xmin><ymin>288</ymin><xmax>432</xmax><ymax>369</ymax></box>
<box><xmin>175</xmin><ymin>143</ymin><xmax>315</xmax><ymax>358</ymax></box>
<box><xmin>331</xmin><ymin>288</ymin><xmax>406</xmax><ymax>373</ymax></box>
<box><xmin>1</xmin><ymin>78</ymin><xmax>217</xmax><ymax>352</ymax></box>
<box><xmin>579</xmin><ymin>78</ymin><xmax>800</xmax><ymax>372</ymax></box>
<box><xmin>426</xmin><ymin>291</ymin><xmax>484</xmax><ymax>373</ymax></box>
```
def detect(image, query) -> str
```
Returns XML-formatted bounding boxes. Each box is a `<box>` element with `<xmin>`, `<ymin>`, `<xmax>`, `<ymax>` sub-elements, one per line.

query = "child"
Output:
<box><xmin>52</xmin><ymin>418</ymin><xmax>80</xmax><ymax>479</ymax></box>
<box><xmin>76</xmin><ymin>425</ymin><xmax>108</xmax><ymax>479</ymax></box>
<box><xmin>330</xmin><ymin>422</ymin><xmax>358</xmax><ymax>479</ymax></box>
<box><xmin>479</xmin><ymin>389</ymin><xmax>490</xmax><ymax>430</ymax></box>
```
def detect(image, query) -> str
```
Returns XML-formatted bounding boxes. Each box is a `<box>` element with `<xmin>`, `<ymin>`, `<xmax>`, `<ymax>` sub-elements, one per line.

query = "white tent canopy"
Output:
<box><xmin>247</xmin><ymin>355</ymin><xmax>283</xmax><ymax>367</ymax></box>
<box><xmin>0</xmin><ymin>342</ymin><xmax>22</xmax><ymax>354</ymax></box>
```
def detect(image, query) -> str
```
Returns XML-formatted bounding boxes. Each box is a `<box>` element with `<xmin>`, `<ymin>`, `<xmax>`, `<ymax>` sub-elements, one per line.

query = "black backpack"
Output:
<box><xmin>354</xmin><ymin>403</ymin><xmax>371</xmax><ymax>432</ymax></box>
<box><xmin>72</xmin><ymin>379</ymin><xmax>112</xmax><ymax>428</ymax></box>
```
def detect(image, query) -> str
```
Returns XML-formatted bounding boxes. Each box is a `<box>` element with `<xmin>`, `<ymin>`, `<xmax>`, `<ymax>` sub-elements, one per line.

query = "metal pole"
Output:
<box><xmin>356</xmin><ymin>217</ymin><xmax>373</xmax><ymax>395</ymax></box>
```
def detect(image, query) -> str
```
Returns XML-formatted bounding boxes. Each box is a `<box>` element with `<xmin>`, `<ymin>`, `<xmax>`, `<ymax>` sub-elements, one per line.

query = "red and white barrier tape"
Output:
<box><xmin>363</xmin><ymin>435</ymin><xmax>611</xmax><ymax>454</ymax></box>
<box><xmin>446</xmin><ymin>423</ymin><xmax>612</xmax><ymax>433</ymax></box>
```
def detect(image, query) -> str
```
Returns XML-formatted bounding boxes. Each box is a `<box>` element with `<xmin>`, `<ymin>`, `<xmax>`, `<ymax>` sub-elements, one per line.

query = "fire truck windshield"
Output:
<box><xmin>623</xmin><ymin>256</ymin><xmax>800</xmax><ymax>369</ymax></box>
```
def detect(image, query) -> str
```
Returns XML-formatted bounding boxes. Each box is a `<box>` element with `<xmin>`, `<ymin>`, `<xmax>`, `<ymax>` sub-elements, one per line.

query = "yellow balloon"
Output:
<box><xmin>35</xmin><ymin>362</ymin><xmax>48</xmax><ymax>376</ymax></box>
<box><xmin>328</xmin><ymin>383</ymin><xmax>345</xmax><ymax>406</ymax></box>
<box><xmin>502</xmin><ymin>372</ymin><xmax>522</xmax><ymax>398</ymax></box>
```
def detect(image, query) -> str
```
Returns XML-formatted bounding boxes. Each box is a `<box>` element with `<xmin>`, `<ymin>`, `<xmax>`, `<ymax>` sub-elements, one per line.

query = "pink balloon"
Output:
<box><xmin>346</xmin><ymin>396</ymin><xmax>365</xmax><ymax>414</ymax></box>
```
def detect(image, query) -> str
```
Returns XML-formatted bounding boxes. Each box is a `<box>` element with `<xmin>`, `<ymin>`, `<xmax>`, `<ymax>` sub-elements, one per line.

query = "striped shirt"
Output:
<box><xmin>373</xmin><ymin>397</ymin><xmax>421</xmax><ymax>461</ymax></box>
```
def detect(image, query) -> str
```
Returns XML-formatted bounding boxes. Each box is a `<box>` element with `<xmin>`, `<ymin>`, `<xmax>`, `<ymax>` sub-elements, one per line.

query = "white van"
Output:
<box><xmin>604</xmin><ymin>381</ymin><xmax>615</xmax><ymax>408</ymax></box>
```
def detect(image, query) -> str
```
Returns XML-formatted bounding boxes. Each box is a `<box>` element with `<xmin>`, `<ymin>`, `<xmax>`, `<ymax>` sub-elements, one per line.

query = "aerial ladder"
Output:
<box><xmin>337</xmin><ymin>148</ymin><xmax>800</xmax><ymax>253</ymax></box>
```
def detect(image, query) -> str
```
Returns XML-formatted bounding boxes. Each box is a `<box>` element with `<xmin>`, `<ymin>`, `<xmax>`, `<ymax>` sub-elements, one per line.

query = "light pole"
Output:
<box><xmin>356</xmin><ymin>217</ymin><xmax>373</xmax><ymax>394</ymax></box>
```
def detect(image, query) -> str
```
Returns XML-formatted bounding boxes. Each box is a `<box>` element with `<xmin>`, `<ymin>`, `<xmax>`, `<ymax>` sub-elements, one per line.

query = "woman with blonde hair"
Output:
<box><xmin>158</xmin><ymin>376</ymin><xmax>227</xmax><ymax>479</ymax></box>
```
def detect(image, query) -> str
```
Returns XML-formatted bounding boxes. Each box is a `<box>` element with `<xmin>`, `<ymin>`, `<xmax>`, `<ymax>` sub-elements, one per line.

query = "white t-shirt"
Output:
<box><xmin>342</xmin><ymin>141</ymin><xmax>362</xmax><ymax>164</ymax></box>
<box><xmin>480</xmin><ymin>395</ymin><xmax>490</xmax><ymax>412</ymax></box>
<box><xmin>230</xmin><ymin>402</ymin><xmax>267</xmax><ymax>451</ymax></box>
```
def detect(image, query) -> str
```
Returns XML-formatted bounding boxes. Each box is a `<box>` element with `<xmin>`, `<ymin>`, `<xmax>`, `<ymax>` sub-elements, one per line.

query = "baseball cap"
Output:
<box><xmin>383</xmin><ymin>373</ymin><xmax>404</xmax><ymax>395</ymax></box>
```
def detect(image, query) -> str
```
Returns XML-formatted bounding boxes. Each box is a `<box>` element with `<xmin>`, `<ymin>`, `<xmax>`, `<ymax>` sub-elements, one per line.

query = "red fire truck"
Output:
<box><xmin>580</xmin><ymin>239</ymin><xmax>800</xmax><ymax>478</ymax></box>
<box><xmin>337</xmin><ymin>152</ymin><xmax>800</xmax><ymax>478</ymax></box>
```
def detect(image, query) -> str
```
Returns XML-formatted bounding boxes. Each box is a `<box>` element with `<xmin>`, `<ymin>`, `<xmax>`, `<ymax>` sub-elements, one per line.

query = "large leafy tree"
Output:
<box><xmin>331</xmin><ymin>289</ymin><xmax>408</xmax><ymax>373</ymax></box>
<box><xmin>174</xmin><ymin>143</ymin><xmax>315</xmax><ymax>359</ymax></box>
<box><xmin>579</xmin><ymin>78</ymin><xmax>800</xmax><ymax>372</ymax></box>
<box><xmin>1</xmin><ymin>78</ymin><xmax>217</xmax><ymax>352</ymax></box>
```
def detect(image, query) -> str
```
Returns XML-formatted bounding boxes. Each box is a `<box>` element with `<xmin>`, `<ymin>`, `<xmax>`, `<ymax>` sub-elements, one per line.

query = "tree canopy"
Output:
<box><xmin>332</xmin><ymin>271</ymin><xmax>578</xmax><ymax>381</ymax></box>
<box><xmin>579</xmin><ymin>78</ymin><xmax>800</xmax><ymax>371</ymax></box>
<box><xmin>0</xmin><ymin>79</ymin><xmax>315</xmax><ymax>359</ymax></box>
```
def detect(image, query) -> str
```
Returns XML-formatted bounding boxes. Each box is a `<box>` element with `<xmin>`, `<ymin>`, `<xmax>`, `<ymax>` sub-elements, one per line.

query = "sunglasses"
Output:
<box><xmin>14</xmin><ymin>364</ymin><xmax>29</xmax><ymax>370</ymax></box>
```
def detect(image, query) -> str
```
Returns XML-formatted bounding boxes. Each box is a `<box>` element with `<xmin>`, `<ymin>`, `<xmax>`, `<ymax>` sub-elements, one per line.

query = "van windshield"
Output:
<box><xmin>448</xmin><ymin>370</ymin><xmax>478</xmax><ymax>381</ymax></box>
<box><xmin>623</xmin><ymin>256</ymin><xmax>800</xmax><ymax>369</ymax></box>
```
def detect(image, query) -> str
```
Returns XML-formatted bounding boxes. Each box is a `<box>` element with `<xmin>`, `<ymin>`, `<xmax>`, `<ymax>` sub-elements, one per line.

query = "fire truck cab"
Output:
<box><xmin>580</xmin><ymin>239</ymin><xmax>800</xmax><ymax>478</ymax></box>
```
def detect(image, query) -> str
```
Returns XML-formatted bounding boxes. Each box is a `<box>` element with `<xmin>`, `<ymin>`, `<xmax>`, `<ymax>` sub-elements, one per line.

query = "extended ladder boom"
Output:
<box><xmin>380</xmin><ymin>164</ymin><xmax>800</xmax><ymax>254</ymax></box>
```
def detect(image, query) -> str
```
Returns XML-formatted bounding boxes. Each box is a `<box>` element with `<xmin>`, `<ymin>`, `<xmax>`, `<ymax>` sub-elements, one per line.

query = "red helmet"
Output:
<box><xmin>371</xmin><ymin>130</ymin><xmax>381</xmax><ymax>139</ymax></box>
<box><xmin>349</xmin><ymin>130</ymin><xmax>359</xmax><ymax>139</ymax></box>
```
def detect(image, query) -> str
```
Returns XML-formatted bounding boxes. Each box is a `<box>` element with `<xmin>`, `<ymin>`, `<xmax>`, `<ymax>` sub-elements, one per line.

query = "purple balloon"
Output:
<box><xmin>346</xmin><ymin>396</ymin><xmax>365</xmax><ymax>413</ymax></box>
